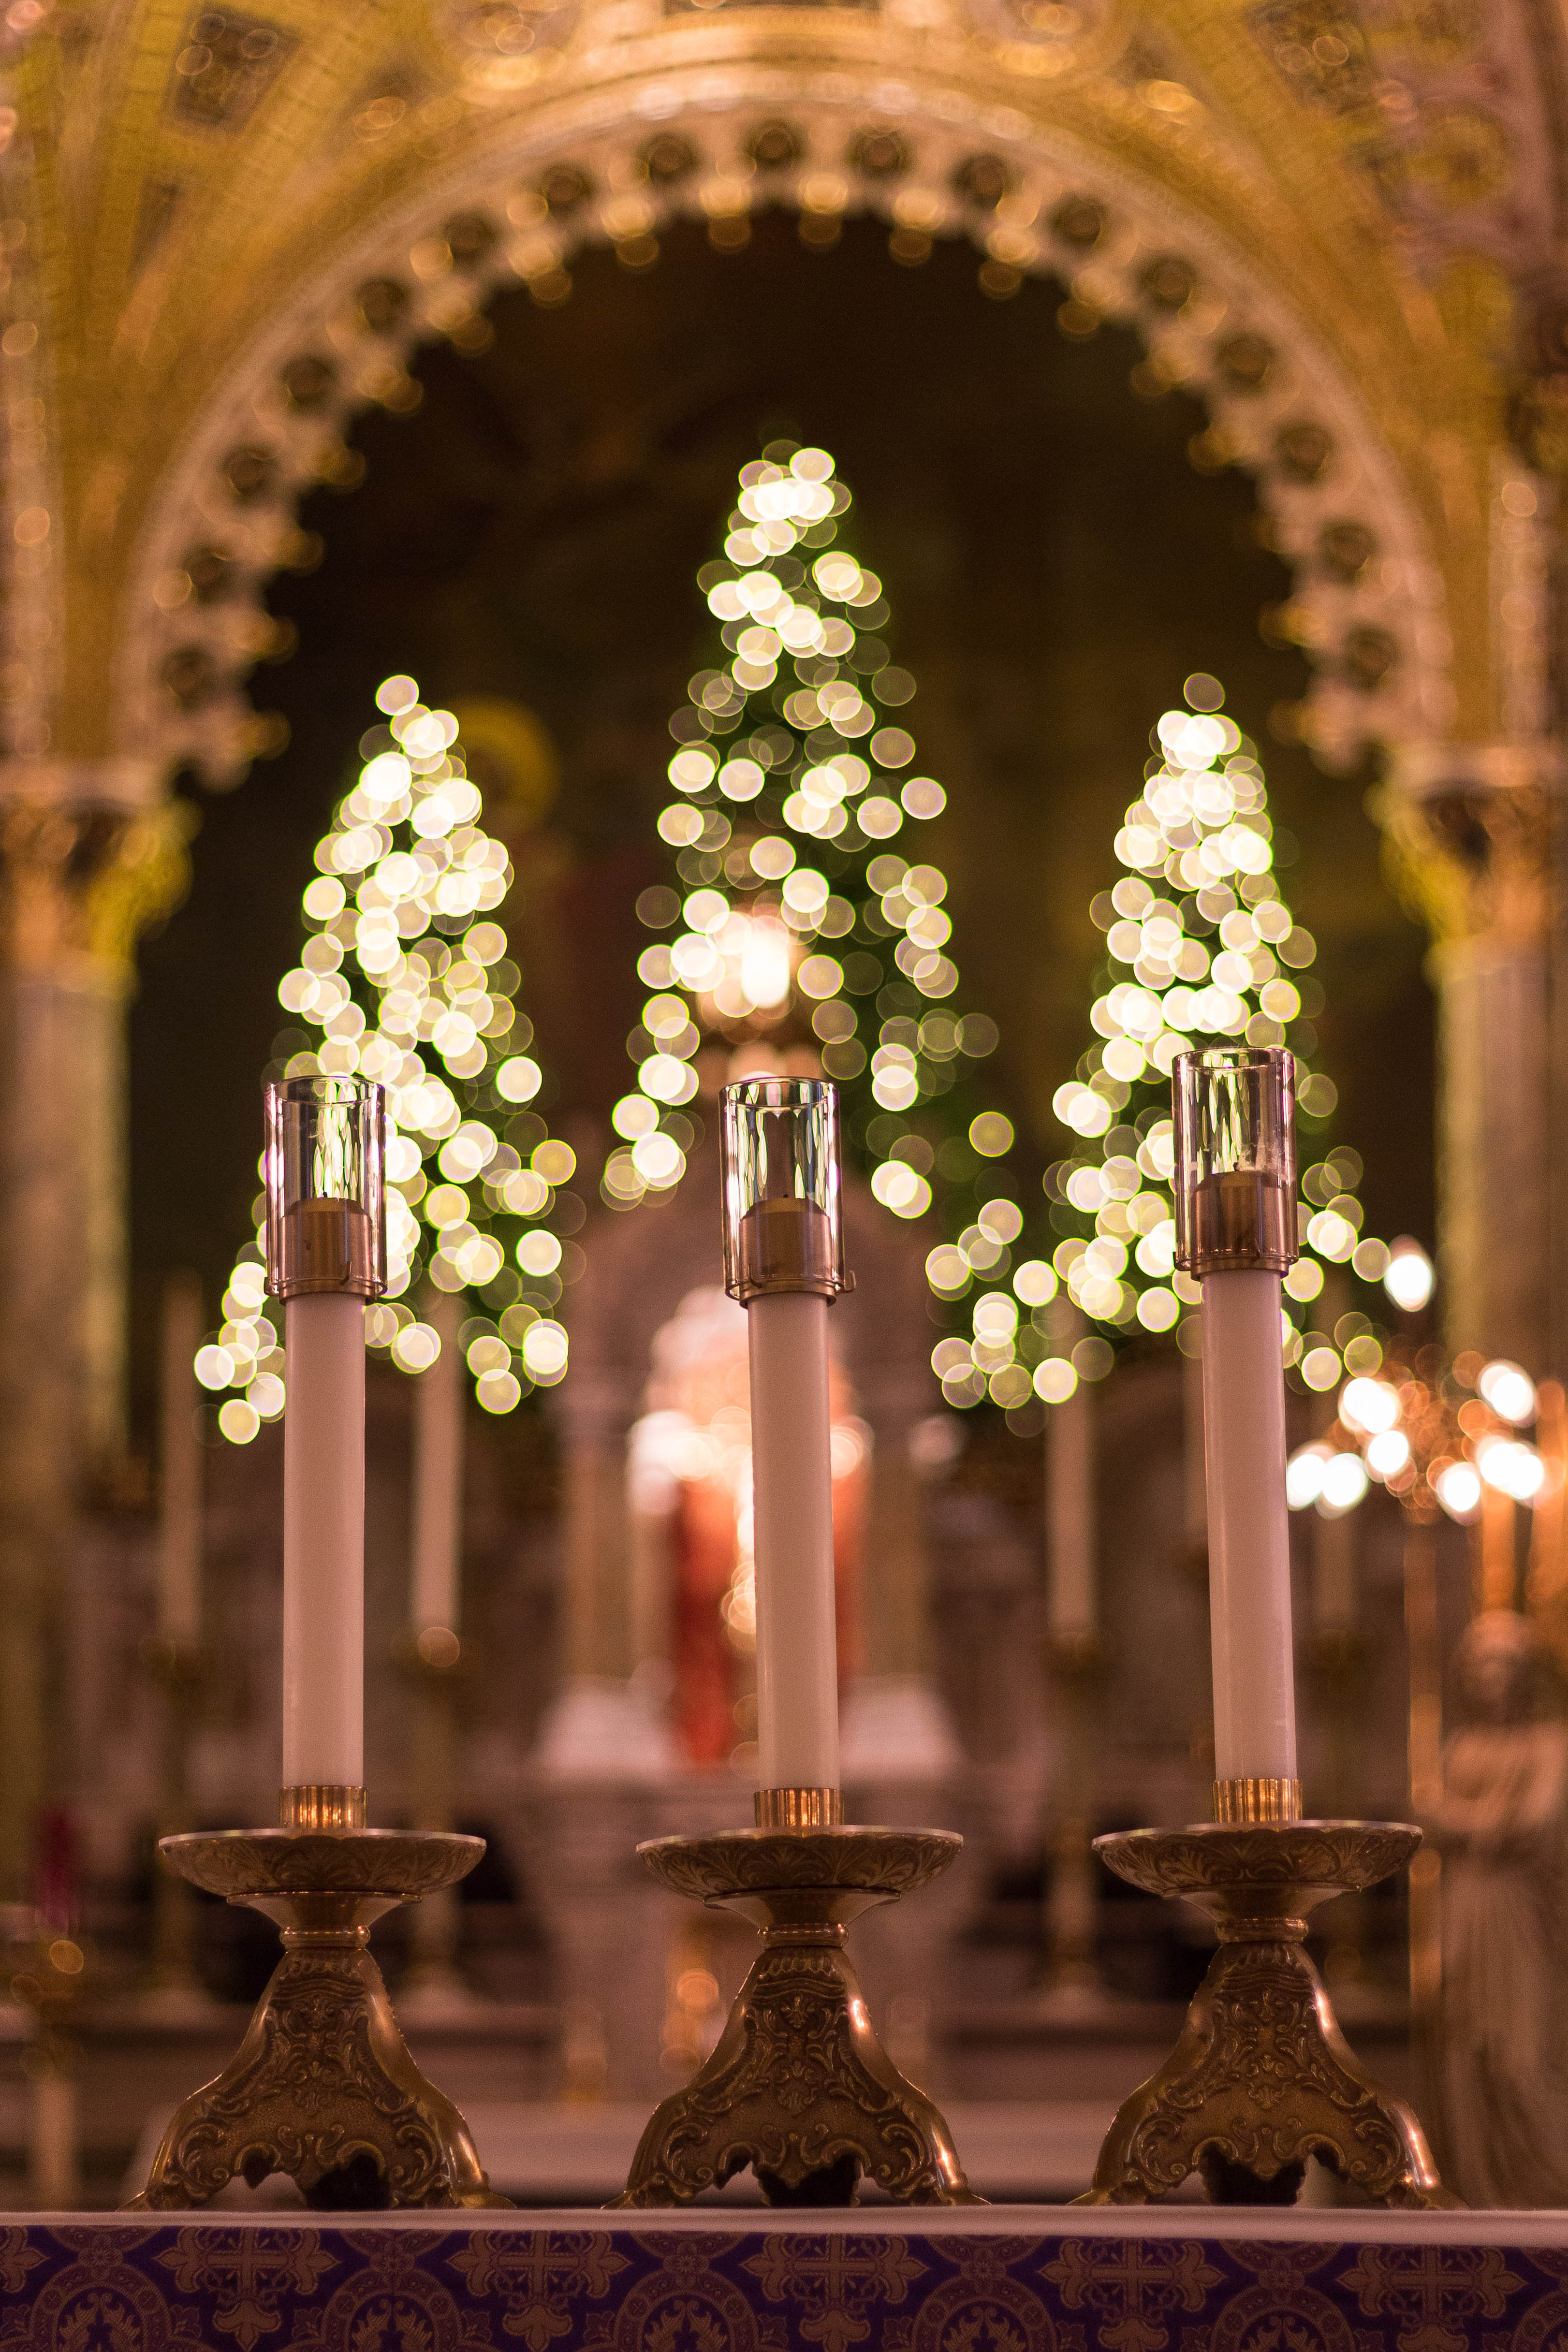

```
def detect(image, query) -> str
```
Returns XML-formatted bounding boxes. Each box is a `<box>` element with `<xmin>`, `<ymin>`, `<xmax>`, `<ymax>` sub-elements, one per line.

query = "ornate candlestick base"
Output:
<box><xmin>126</xmin><ymin>1829</ymin><xmax>511</xmax><ymax>2211</ymax></box>
<box><xmin>613</xmin><ymin>1826</ymin><xmax>982</xmax><ymax>2208</ymax></box>
<box><xmin>1077</xmin><ymin>1821</ymin><xmax>1458</xmax><ymax>2208</ymax></box>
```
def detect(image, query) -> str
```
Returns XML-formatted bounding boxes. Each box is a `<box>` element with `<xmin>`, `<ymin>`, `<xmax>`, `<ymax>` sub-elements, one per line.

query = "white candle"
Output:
<box><xmin>1181</xmin><ymin>1317</ymin><xmax>1206</xmax><ymax>1556</ymax></box>
<box><xmin>749</xmin><ymin>1291</ymin><xmax>839</xmax><ymax>1790</ymax></box>
<box><xmin>721</xmin><ymin>1076</ymin><xmax>849</xmax><ymax>1805</ymax></box>
<box><xmin>282</xmin><ymin>1292</ymin><xmax>366</xmax><ymax>1788</ymax></box>
<box><xmin>1201</xmin><ymin>1269</ymin><xmax>1297</xmax><ymax>1782</ymax></box>
<box><xmin>410</xmin><ymin>1293</ymin><xmax>464</xmax><ymax>1635</ymax></box>
<box><xmin>267</xmin><ymin>1075</ymin><xmax>385</xmax><ymax>1805</ymax></box>
<box><xmin>157</xmin><ymin>1271</ymin><xmax>204</xmax><ymax>1645</ymax></box>
<box><xmin>1046</xmin><ymin>1377</ymin><xmax>1096</xmax><ymax>1642</ymax></box>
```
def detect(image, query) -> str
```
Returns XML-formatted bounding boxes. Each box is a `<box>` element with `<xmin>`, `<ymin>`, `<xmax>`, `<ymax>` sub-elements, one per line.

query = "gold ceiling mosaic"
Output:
<box><xmin>0</xmin><ymin>0</ymin><xmax>1557</xmax><ymax>800</ymax></box>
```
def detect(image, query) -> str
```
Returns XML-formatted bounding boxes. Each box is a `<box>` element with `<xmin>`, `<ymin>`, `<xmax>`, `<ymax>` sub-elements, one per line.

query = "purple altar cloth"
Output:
<box><xmin>3</xmin><ymin>2208</ymin><xmax>1568</xmax><ymax>2349</ymax></box>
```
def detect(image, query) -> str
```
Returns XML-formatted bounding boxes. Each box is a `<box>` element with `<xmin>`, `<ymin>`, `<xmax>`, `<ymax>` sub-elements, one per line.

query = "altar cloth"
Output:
<box><xmin>5</xmin><ymin>2210</ymin><xmax>1568</xmax><ymax>2350</ymax></box>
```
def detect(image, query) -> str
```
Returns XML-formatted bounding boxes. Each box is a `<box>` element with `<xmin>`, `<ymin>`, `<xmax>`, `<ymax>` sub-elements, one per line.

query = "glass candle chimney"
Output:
<box><xmin>264</xmin><ymin>1076</ymin><xmax>387</xmax><ymax>1301</ymax></box>
<box><xmin>720</xmin><ymin>1077</ymin><xmax>850</xmax><ymax>1305</ymax></box>
<box><xmin>1173</xmin><ymin>1047</ymin><xmax>1299</xmax><ymax>1277</ymax></box>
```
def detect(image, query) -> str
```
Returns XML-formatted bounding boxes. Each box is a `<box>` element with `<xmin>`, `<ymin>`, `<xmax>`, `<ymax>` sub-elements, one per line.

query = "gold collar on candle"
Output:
<box><xmin>754</xmin><ymin>1787</ymin><xmax>844</xmax><ymax>1828</ymax></box>
<box><xmin>279</xmin><ymin>1784</ymin><xmax>367</xmax><ymax>1830</ymax></box>
<box><xmin>1212</xmin><ymin>1776</ymin><xmax>1302</xmax><ymax>1825</ymax></box>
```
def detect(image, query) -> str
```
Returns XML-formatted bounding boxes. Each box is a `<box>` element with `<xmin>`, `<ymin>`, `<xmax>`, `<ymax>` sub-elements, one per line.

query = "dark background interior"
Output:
<box><xmin>126</xmin><ymin>207</ymin><xmax>1433</xmax><ymax>1440</ymax></box>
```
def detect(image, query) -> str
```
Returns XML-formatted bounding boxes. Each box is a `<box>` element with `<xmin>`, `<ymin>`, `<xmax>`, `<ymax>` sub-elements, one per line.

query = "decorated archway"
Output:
<box><xmin>115</xmin><ymin>73</ymin><xmax>1490</xmax><ymax>787</ymax></box>
<box><xmin>0</xmin><ymin>0</ymin><xmax>1560</xmax><ymax>1892</ymax></box>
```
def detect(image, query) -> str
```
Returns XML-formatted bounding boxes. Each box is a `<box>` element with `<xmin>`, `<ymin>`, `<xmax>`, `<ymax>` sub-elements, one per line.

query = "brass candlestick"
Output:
<box><xmin>1077</xmin><ymin>1819</ymin><xmax>1457</xmax><ymax>2207</ymax></box>
<box><xmin>613</xmin><ymin>1825</ymin><xmax>981</xmax><ymax>2207</ymax></box>
<box><xmin>127</xmin><ymin>1821</ymin><xmax>511</xmax><ymax>2210</ymax></box>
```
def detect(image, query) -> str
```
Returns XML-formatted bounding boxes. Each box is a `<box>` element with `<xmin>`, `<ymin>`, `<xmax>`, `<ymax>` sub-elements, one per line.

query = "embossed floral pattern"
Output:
<box><xmin>637</xmin><ymin>1830</ymin><xmax>961</xmax><ymax>1907</ymax></box>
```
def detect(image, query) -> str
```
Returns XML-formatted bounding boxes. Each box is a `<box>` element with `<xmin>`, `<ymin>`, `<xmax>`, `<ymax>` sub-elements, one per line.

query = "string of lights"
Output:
<box><xmin>927</xmin><ymin>678</ymin><xmax>1389</xmax><ymax>1418</ymax></box>
<box><xmin>620</xmin><ymin>440</ymin><xmax>1034</xmax><ymax>1330</ymax></box>
<box><xmin>197</xmin><ymin>676</ymin><xmax>572</xmax><ymax>1442</ymax></box>
<box><xmin>1034</xmin><ymin>674</ymin><xmax>1402</xmax><ymax>1388</ymax></box>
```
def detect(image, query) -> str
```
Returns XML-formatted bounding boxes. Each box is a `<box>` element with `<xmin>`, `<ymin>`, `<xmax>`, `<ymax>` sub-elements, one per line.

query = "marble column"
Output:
<box><xmin>0</xmin><ymin>761</ymin><xmax>183</xmax><ymax>1897</ymax></box>
<box><xmin>536</xmin><ymin>1373</ymin><xmax>674</xmax><ymax>1777</ymax></box>
<box><xmin>838</xmin><ymin>1186</ymin><xmax>962</xmax><ymax>1781</ymax></box>
<box><xmin>1045</xmin><ymin>1374</ymin><xmax>1096</xmax><ymax>1647</ymax></box>
<box><xmin>841</xmin><ymin>1373</ymin><xmax>962</xmax><ymax>1779</ymax></box>
<box><xmin>1386</xmin><ymin>744</ymin><xmax>1556</xmax><ymax>1370</ymax></box>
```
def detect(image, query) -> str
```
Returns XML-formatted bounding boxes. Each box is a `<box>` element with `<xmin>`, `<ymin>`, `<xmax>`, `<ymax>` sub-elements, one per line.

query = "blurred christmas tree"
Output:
<box><xmin>199</xmin><ymin>674</ymin><xmax>575</xmax><ymax>1444</ymax></box>
<box><xmin>1041</xmin><ymin>672</ymin><xmax>1389</xmax><ymax>1381</ymax></box>
<box><xmin>610</xmin><ymin>440</ymin><xmax>1049</xmax><ymax>1405</ymax></box>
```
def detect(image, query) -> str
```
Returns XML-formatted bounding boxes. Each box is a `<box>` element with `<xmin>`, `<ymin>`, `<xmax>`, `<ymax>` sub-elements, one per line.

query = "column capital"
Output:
<box><xmin>0</xmin><ymin>789</ymin><xmax>191</xmax><ymax>976</ymax></box>
<box><xmin>0</xmin><ymin>756</ymin><xmax>165</xmax><ymax>814</ymax></box>
<box><xmin>1388</xmin><ymin>739</ymin><xmax>1560</xmax><ymax>802</ymax></box>
<box><xmin>1376</xmin><ymin>739</ymin><xmax>1559</xmax><ymax>949</ymax></box>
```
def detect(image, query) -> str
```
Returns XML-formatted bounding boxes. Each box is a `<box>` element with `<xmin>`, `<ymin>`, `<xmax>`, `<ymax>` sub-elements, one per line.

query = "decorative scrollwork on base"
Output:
<box><xmin>124</xmin><ymin>1828</ymin><xmax>510</xmax><ymax>2212</ymax></box>
<box><xmin>1076</xmin><ymin>1821</ymin><xmax>1460</xmax><ymax>2210</ymax></box>
<box><xmin>613</xmin><ymin>1826</ymin><xmax>980</xmax><ymax>2209</ymax></box>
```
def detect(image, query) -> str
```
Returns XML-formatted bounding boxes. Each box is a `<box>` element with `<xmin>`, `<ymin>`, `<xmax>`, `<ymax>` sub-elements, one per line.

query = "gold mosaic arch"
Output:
<box><xmin>103</xmin><ymin>67</ymin><xmax>1490</xmax><ymax>792</ymax></box>
<box><xmin>8</xmin><ymin>0</ymin><xmax>1535</xmax><ymax>807</ymax></box>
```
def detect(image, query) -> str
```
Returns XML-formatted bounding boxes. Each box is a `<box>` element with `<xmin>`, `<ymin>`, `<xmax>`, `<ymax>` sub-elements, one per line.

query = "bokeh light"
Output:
<box><xmin>1047</xmin><ymin>673</ymin><xmax>1382</xmax><ymax>1376</ymax></box>
<box><xmin>204</xmin><ymin>677</ymin><xmax>571</xmax><ymax>1435</ymax></box>
<box><xmin>1382</xmin><ymin>1236</ymin><xmax>1435</xmax><ymax>1315</ymax></box>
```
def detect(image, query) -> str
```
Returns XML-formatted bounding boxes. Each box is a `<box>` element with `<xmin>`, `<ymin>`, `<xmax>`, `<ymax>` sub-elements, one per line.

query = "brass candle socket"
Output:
<box><xmin>1212</xmin><ymin>1776</ymin><xmax>1302</xmax><ymax>1824</ymax></box>
<box><xmin>1077</xmin><ymin>1821</ymin><xmax>1458</xmax><ymax>2208</ymax></box>
<box><xmin>753</xmin><ymin>1787</ymin><xmax>843</xmax><ymax>1827</ymax></box>
<box><xmin>126</xmin><ymin>1827</ymin><xmax>511</xmax><ymax>2211</ymax></box>
<box><xmin>613</xmin><ymin>1826</ymin><xmax>981</xmax><ymax>2208</ymax></box>
<box><xmin>279</xmin><ymin>1785</ymin><xmax>367</xmax><ymax>1830</ymax></box>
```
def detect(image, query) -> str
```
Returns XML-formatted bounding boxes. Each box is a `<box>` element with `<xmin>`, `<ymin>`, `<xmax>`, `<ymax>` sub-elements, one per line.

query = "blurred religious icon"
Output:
<box><xmin>631</xmin><ymin>1285</ymin><xmax>866</xmax><ymax>1768</ymax></box>
<box><xmin>1433</xmin><ymin>1607</ymin><xmax>1568</xmax><ymax>2205</ymax></box>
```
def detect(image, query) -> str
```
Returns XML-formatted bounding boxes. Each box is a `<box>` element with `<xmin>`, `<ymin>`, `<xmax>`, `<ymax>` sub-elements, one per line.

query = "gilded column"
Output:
<box><xmin>1383</xmin><ymin>743</ymin><xmax>1557</xmax><ymax>1372</ymax></box>
<box><xmin>0</xmin><ymin>761</ymin><xmax>186</xmax><ymax>1895</ymax></box>
<box><xmin>841</xmin><ymin>1397</ymin><xmax>961</xmax><ymax>1776</ymax></box>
